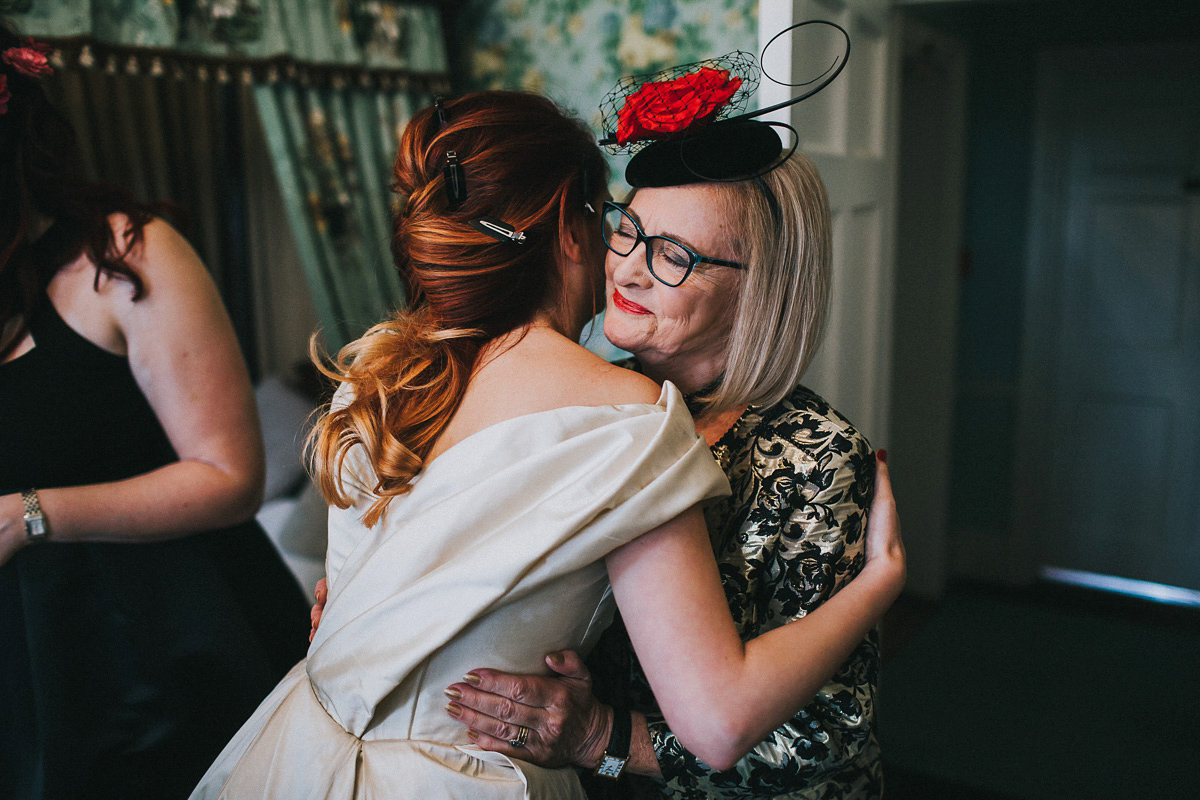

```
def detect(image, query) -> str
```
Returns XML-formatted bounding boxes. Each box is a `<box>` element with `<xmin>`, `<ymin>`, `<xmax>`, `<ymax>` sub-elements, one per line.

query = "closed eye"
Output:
<box><xmin>612</xmin><ymin>223</ymin><xmax>638</xmax><ymax>241</ymax></box>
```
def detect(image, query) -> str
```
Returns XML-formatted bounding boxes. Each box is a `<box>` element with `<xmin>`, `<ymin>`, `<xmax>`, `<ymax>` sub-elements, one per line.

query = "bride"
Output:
<box><xmin>191</xmin><ymin>91</ymin><xmax>904</xmax><ymax>798</ymax></box>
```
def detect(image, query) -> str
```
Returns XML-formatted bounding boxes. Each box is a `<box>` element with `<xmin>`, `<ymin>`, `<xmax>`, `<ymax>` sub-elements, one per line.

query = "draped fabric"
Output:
<box><xmin>252</xmin><ymin>80</ymin><xmax>432</xmax><ymax>346</ymax></box>
<box><xmin>5</xmin><ymin>0</ymin><xmax>452</xmax><ymax>352</ymax></box>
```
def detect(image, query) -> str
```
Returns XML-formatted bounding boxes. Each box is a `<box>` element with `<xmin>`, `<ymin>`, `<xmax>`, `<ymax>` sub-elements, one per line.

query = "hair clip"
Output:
<box><xmin>444</xmin><ymin>150</ymin><xmax>467</xmax><ymax>209</ymax></box>
<box><xmin>580</xmin><ymin>153</ymin><xmax>596</xmax><ymax>215</ymax></box>
<box><xmin>470</xmin><ymin>217</ymin><xmax>526</xmax><ymax>244</ymax></box>
<box><xmin>434</xmin><ymin>95</ymin><xmax>450</xmax><ymax>128</ymax></box>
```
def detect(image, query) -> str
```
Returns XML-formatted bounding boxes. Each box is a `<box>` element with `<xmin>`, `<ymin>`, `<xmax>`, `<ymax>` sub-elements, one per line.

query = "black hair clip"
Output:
<box><xmin>444</xmin><ymin>150</ymin><xmax>467</xmax><ymax>209</ymax></box>
<box><xmin>434</xmin><ymin>96</ymin><xmax>450</xmax><ymax>129</ymax></box>
<box><xmin>470</xmin><ymin>217</ymin><xmax>526</xmax><ymax>244</ymax></box>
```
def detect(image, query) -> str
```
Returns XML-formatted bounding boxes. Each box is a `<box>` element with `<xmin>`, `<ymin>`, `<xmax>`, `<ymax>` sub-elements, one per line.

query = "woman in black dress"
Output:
<box><xmin>0</xmin><ymin>23</ymin><xmax>309</xmax><ymax>798</ymax></box>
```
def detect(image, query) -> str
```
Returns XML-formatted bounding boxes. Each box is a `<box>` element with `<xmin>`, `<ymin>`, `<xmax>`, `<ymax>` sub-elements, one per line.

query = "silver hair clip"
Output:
<box><xmin>470</xmin><ymin>217</ymin><xmax>526</xmax><ymax>244</ymax></box>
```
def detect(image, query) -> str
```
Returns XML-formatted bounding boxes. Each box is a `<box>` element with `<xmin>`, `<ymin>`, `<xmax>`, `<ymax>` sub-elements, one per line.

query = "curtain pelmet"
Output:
<box><xmin>11</xmin><ymin>0</ymin><xmax>452</xmax><ymax>354</ymax></box>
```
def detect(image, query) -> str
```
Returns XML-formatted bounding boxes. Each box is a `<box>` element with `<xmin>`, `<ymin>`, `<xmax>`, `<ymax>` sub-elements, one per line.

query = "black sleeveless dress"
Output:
<box><xmin>0</xmin><ymin>296</ymin><xmax>310</xmax><ymax>799</ymax></box>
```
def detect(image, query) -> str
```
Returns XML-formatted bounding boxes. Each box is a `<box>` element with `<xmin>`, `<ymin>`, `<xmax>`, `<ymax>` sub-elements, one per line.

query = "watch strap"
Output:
<box><xmin>593</xmin><ymin>701</ymin><xmax>631</xmax><ymax>780</ymax></box>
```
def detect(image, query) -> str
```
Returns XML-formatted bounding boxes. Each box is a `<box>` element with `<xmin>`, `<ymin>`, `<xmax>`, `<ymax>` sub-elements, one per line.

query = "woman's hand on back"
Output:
<box><xmin>443</xmin><ymin>650</ymin><xmax>611</xmax><ymax>769</ymax></box>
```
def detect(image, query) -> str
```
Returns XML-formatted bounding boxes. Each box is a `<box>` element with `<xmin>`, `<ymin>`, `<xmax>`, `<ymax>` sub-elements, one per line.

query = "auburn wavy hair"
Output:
<box><xmin>309</xmin><ymin>91</ymin><xmax>608</xmax><ymax>527</ymax></box>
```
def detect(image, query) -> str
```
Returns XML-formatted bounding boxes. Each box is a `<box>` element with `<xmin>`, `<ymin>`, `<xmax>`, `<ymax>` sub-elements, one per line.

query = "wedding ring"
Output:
<box><xmin>508</xmin><ymin>725</ymin><xmax>529</xmax><ymax>748</ymax></box>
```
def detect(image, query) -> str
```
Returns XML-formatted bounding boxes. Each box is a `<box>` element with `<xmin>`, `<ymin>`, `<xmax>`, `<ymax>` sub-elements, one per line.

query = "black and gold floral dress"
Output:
<box><xmin>619</xmin><ymin>382</ymin><xmax>882</xmax><ymax>800</ymax></box>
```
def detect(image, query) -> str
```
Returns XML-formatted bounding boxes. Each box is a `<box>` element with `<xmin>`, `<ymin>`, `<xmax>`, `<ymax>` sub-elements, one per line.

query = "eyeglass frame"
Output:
<box><xmin>600</xmin><ymin>201</ymin><xmax>747</xmax><ymax>287</ymax></box>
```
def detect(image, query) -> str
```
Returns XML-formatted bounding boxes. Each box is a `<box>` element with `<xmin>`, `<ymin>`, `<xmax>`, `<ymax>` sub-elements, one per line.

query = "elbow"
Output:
<box><xmin>679</xmin><ymin>735</ymin><xmax>748</xmax><ymax>773</ymax></box>
<box><xmin>214</xmin><ymin>462</ymin><xmax>266</xmax><ymax>525</ymax></box>
<box><xmin>232</xmin><ymin>480</ymin><xmax>265</xmax><ymax>521</ymax></box>
<box><xmin>668</xmin><ymin>705</ymin><xmax>760</xmax><ymax>772</ymax></box>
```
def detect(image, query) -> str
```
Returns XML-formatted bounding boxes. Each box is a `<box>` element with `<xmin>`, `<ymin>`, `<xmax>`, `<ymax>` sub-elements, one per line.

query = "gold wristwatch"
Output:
<box><xmin>21</xmin><ymin>489</ymin><xmax>48</xmax><ymax>543</ymax></box>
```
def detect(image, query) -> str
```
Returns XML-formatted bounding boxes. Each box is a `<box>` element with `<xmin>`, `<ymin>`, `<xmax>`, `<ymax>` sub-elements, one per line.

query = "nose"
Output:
<box><xmin>607</xmin><ymin>240</ymin><xmax>653</xmax><ymax>289</ymax></box>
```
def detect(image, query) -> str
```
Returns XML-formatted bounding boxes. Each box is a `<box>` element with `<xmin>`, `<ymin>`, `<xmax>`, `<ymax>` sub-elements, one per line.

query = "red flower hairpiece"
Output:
<box><xmin>598</xmin><ymin>21</ymin><xmax>850</xmax><ymax>188</ymax></box>
<box><xmin>616</xmin><ymin>66</ymin><xmax>743</xmax><ymax>146</ymax></box>
<box><xmin>0</xmin><ymin>74</ymin><xmax>11</xmax><ymax>115</ymax></box>
<box><xmin>3</xmin><ymin>37</ymin><xmax>54</xmax><ymax>78</ymax></box>
<box><xmin>598</xmin><ymin>52</ymin><xmax>759</xmax><ymax>154</ymax></box>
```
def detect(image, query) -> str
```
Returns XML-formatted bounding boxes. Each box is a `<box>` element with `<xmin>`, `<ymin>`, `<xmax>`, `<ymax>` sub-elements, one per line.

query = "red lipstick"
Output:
<box><xmin>612</xmin><ymin>290</ymin><xmax>651</xmax><ymax>315</ymax></box>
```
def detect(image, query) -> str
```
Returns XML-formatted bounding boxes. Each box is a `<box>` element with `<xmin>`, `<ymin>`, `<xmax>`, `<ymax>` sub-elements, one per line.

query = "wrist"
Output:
<box><xmin>593</xmin><ymin>701</ymin><xmax>631</xmax><ymax>780</ymax></box>
<box><xmin>20</xmin><ymin>489</ymin><xmax>49</xmax><ymax>545</ymax></box>
<box><xmin>577</xmin><ymin>702</ymin><xmax>614</xmax><ymax>769</ymax></box>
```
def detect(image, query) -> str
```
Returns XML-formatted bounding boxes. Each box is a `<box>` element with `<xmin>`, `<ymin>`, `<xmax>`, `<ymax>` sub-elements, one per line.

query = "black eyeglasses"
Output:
<box><xmin>601</xmin><ymin>202</ymin><xmax>747</xmax><ymax>287</ymax></box>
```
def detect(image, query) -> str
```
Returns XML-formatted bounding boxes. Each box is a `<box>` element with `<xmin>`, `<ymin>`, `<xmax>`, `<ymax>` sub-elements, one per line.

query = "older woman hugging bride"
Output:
<box><xmin>196</xmin><ymin>30</ymin><xmax>903</xmax><ymax>798</ymax></box>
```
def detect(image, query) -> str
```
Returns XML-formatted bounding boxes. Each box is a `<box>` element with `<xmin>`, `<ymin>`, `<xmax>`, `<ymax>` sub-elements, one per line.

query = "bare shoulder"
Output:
<box><xmin>546</xmin><ymin>338</ymin><xmax>662</xmax><ymax>408</ymax></box>
<box><xmin>589</xmin><ymin>356</ymin><xmax>662</xmax><ymax>406</ymax></box>
<box><xmin>473</xmin><ymin>331</ymin><xmax>662</xmax><ymax>416</ymax></box>
<box><xmin>114</xmin><ymin>215</ymin><xmax>204</xmax><ymax>278</ymax></box>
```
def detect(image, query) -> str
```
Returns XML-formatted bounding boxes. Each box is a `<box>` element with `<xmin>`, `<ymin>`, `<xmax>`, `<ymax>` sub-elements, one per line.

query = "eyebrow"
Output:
<box><xmin>624</xmin><ymin>206</ymin><xmax>709</xmax><ymax>255</ymax></box>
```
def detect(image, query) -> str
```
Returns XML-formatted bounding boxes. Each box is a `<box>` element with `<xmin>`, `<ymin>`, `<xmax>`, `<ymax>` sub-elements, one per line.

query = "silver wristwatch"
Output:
<box><xmin>21</xmin><ymin>489</ymin><xmax>48</xmax><ymax>543</ymax></box>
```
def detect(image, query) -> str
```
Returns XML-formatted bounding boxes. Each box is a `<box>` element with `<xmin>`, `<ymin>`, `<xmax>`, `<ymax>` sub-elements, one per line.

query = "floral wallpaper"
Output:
<box><xmin>460</xmin><ymin>0</ymin><xmax>759</xmax><ymax>153</ymax></box>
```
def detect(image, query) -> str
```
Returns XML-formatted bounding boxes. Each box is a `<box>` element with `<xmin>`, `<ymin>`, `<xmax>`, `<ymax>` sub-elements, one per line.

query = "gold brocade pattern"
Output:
<box><xmin>631</xmin><ymin>383</ymin><xmax>883</xmax><ymax>800</ymax></box>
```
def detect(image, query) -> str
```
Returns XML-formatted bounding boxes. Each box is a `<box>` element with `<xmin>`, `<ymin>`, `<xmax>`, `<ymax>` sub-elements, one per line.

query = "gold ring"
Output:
<box><xmin>508</xmin><ymin>725</ymin><xmax>529</xmax><ymax>748</ymax></box>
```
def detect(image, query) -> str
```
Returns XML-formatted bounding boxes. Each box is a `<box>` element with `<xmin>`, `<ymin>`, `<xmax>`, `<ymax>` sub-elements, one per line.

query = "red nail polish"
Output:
<box><xmin>876</xmin><ymin>449</ymin><xmax>888</xmax><ymax>464</ymax></box>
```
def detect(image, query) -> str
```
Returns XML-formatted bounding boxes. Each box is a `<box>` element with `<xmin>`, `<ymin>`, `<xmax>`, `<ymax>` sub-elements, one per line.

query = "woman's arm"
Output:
<box><xmin>446</xmin><ymin>454</ymin><xmax>904</xmax><ymax>774</ymax></box>
<box><xmin>0</xmin><ymin>218</ymin><xmax>264</xmax><ymax>564</ymax></box>
<box><xmin>644</xmin><ymin>426</ymin><xmax>885</xmax><ymax>795</ymax></box>
<box><xmin>605</xmin><ymin>476</ymin><xmax>900</xmax><ymax>770</ymax></box>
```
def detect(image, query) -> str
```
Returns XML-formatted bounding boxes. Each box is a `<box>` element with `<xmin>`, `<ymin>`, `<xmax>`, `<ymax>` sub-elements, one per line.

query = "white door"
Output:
<box><xmin>759</xmin><ymin>0</ymin><xmax>899</xmax><ymax>447</ymax></box>
<box><xmin>759</xmin><ymin>2</ymin><xmax>970</xmax><ymax>594</ymax></box>
<box><xmin>1015</xmin><ymin>44</ymin><xmax>1200</xmax><ymax>591</ymax></box>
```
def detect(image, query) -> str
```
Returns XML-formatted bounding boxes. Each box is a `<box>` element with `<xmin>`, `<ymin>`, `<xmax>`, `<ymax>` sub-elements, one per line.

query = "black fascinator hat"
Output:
<box><xmin>598</xmin><ymin>21</ymin><xmax>850</xmax><ymax>188</ymax></box>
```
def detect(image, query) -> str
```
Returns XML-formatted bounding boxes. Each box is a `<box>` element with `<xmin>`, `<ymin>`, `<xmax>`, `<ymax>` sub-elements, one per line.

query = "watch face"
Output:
<box><xmin>596</xmin><ymin>754</ymin><xmax>626</xmax><ymax>779</ymax></box>
<box><xmin>26</xmin><ymin>516</ymin><xmax>46</xmax><ymax>540</ymax></box>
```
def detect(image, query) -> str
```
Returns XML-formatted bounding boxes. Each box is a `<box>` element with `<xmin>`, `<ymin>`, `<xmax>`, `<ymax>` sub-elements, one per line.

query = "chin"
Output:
<box><xmin>602</xmin><ymin>316</ymin><xmax>639</xmax><ymax>355</ymax></box>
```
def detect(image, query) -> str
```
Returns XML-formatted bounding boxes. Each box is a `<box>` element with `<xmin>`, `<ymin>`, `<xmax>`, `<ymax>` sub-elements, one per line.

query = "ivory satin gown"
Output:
<box><xmin>191</xmin><ymin>383</ymin><xmax>728</xmax><ymax>799</ymax></box>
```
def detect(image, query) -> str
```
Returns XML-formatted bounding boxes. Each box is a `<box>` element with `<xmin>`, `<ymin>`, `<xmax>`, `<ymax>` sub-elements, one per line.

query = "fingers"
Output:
<box><xmin>867</xmin><ymin>450</ymin><xmax>906</xmax><ymax>572</ymax></box>
<box><xmin>456</xmin><ymin>668</ymin><xmax>572</xmax><ymax>710</ymax></box>
<box><xmin>446</xmin><ymin>693</ymin><xmax>537</xmax><ymax>745</ymax></box>
<box><xmin>309</xmin><ymin>578</ymin><xmax>328</xmax><ymax>642</ymax></box>
<box><xmin>871</xmin><ymin>453</ymin><xmax>897</xmax><ymax>519</ymax></box>
<box><xmin>464</xmin><ymin>725</ymin><xmax>547</xmax><ymax>764</ymax></box>
<box><xmin>544</xmin><ymin>650</ymin><xmax>590</xmax><ymax>681</ymax></box>
<box><xmin>447</xmin><ymin>693</ymin><xmax>563</xmax><ymax>767</ymax></box>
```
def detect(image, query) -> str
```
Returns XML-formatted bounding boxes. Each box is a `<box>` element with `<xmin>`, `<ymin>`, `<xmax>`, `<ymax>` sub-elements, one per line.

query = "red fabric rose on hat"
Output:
<box><xmin>0</xmin><ymin>75</ymin><xmax>11</xmax><ymax>115</ymax></box>
<box><xmin>3</xmin><ymin>38</ymin><xmax>53</xmax><ymax>78</ymax></box>
<box><xmin>616</xmin><ymin>66</ymin><xmax>743</xmax><ymax>146</ymax></box>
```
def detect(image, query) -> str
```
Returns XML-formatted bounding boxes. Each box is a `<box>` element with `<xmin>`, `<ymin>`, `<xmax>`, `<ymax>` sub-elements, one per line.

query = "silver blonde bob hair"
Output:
<box><xmin>697</xmin><ymin>151</ymin><xmax>832</xmax><ymax>413</ymax></box>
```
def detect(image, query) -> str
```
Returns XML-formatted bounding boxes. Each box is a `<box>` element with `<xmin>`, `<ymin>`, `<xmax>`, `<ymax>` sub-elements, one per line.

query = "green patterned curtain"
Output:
<box><xmin>4</xmin><ymin>0</ymin><xmax>451</xmax><ymax>347</ymax></box>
